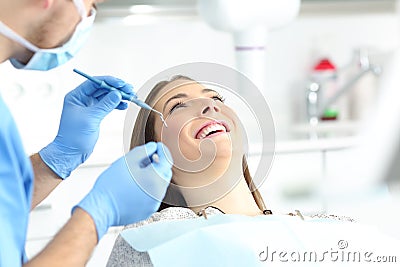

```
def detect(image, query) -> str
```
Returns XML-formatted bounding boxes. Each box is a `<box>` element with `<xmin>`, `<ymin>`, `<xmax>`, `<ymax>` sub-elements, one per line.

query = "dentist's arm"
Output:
<box><xmin>31</xmin><ymin>76</ymin><xmax>134</xmax><ymax>209</ymax></box>
<box><xmin>24</xmin><ymin>208</ymin><xmax>97</xmax><ymax>267</ymax></box>
<box><xmin>30</xmin><ymin>153</ymin><xmax>61</xmax><ymax>208</ymax></box>
<box><xmin>25</xmin><ymin>142</ymin><xmax>172</xmax><ymax>266</ymax></box>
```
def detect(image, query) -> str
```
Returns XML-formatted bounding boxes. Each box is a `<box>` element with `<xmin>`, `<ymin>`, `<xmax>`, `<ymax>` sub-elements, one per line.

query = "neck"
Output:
<box><xmin>196</xmin><ymin>177</ymin><xmax>263</xmax><ymax>216</ymax></box>
<box><xmin>0</xmin><ymin>32</ymin><xmax>32</xmax><ymax>64</ymax></box>
<box><xmin>0</xmin><ymin>1</ymin><xmax>35</xmax><ymax>64</ymax></box>
<box><xmin>179</xmin><ymin>156</ymin><xmax>262</xmax><ymax>216</ymax></box>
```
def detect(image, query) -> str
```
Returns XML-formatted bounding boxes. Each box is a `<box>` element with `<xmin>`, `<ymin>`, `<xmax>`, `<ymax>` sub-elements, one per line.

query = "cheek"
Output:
<box><xmin>224</xmin><ymin>108</ymin><xmax>246</xmax><ymax>150</ymax></box>
<box><xmin>160</xmin><ymin>120</ymin><xmax>200</xmax><ymax>163</ymax></box>
<box><xmin>47</xmin><ymin>8</ymin><xmax>80</xmax><ymax>46</ymax></box>
<box><xmin>158</xmin><ymin>115</ymin><xmax>197</xmax><ymax>161</ymax></box>
<box><xmin>158</xmin><ymin>118</ymin><xmax>180</xmax><ymax>150</ymax></box>
<box><xmin>179</xmin><ymin>130</ymin><xmax>201</xmax><ymax>161</ymax></box>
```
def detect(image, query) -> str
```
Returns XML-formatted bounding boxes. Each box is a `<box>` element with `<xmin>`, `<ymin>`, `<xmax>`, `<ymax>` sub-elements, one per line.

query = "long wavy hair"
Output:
<box><xmin>130</xmin><ymin>75</ymin><xmax>270</xmax><ymax>213</ymax></box>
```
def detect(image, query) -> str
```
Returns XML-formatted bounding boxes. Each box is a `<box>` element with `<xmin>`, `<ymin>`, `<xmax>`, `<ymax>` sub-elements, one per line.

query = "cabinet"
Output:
<box><xmin>251</xmin><ymin>151</ymin><xmax>324</xmax><ymax>215</ymax></box>
<box><xmin>246</xmin><ymin>138</ymin><xmax>358</xmax><ymax>216</ymax></box>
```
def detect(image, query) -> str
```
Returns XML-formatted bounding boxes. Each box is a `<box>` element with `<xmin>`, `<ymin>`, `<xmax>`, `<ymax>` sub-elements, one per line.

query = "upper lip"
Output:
<box><xmin>194</xmin><ymin>120</ymin><xmax>230</xmax><ymax>139</ymax></box>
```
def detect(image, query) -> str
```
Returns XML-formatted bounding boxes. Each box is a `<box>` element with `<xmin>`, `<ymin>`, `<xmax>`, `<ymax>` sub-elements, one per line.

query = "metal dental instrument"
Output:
<box><xmin>151</xmin><ymin>153</ymin><xmax>159</xmax><ymax>164</ymax></box>
<box><xmin>73</xmin><ymin>69</ymin><xmax>167</xmax><ymax>127</ymax></box>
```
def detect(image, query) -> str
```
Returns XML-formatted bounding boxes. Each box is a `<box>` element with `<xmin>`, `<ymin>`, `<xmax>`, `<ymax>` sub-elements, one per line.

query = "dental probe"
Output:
<box><xmin>73</xmin><ymin>69</ymin><xmax>167</xmax><ymax>127</ymax></box>
<box><xmin>139</xmin><ymin>152</ymin><xmax>160</xmax><ymax>168</ymax></box>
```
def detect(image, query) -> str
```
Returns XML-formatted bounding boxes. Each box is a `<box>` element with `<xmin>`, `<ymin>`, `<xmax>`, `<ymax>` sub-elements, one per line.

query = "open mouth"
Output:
<box><xmin>195</xmin><ymin>121</ymin><xmax>230</xmax><ymax>139</ymax></box>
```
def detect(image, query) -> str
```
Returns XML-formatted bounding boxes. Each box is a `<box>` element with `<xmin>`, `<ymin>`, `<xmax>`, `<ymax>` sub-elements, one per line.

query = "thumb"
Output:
<box><xmin>127</xmin><ymin>142</ymin><xmax>158</xmax><ymax>166</ymax></box>
<box><xmin>93</xmin><ymin>91</ymin><xmax>122</xmax><ymax>116</ymax></box>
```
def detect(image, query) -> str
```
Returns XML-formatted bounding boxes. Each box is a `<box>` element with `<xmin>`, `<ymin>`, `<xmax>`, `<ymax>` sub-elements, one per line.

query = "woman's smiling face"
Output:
<box><xmin>151</xmin><ymin>79</ymin><xmax>245</xmax><ymax>186</ymax></box>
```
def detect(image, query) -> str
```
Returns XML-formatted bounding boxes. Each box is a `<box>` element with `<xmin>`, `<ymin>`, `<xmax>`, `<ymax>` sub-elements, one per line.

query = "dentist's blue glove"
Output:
<box><xmin>39</xmin><ymin>76</ymin><xmax>135</xmax><ymax>178</ymax></box>
<box><xmin>74</xmin><ymin>142</ymin><xmax>173</xmax><ymax>240</ymax></box>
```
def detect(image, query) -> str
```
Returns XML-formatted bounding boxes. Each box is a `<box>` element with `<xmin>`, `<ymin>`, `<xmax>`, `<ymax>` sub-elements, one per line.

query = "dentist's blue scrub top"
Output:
<box><xmin>0</xmin><ymin>94</ymin><xmax>33</xmax><ymax>266</ymax></box>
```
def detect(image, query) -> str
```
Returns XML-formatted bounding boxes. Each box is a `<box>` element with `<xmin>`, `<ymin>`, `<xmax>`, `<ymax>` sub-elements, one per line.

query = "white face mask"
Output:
<box><xmin>0</xmin><ymin>0</ymin><xmax>96</xmax><ymax>71</ymax></box>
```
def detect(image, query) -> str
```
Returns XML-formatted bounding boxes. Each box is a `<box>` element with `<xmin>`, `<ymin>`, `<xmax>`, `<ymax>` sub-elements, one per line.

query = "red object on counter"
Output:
<box><xmin>313</xmin><ymin>58</ymin><xmax>336</xmax><ymax>71</ymax></box>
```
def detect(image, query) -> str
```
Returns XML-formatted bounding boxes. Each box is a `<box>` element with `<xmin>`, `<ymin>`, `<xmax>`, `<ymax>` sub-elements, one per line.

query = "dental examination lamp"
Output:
<box><xmin>197</xmin><ymin>0</ymin><xmax>301</xmax><ymax>94</ymax></box>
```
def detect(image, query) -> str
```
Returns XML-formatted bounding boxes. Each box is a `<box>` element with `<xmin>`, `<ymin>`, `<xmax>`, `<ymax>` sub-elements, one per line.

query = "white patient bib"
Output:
<box><xmin>121</xmin><ymin>214</ymin><xmax>400</xmax><ymax>267</ymax></box>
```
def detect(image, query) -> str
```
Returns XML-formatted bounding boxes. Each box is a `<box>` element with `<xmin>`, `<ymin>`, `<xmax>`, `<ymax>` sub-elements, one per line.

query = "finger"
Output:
<box><xmin>100</xmin><ymin>76</ymin><xmax>136</xmax><ymax>97</ymax></box>
<box><xmin>93</xmin><ymin>90</ymin><xmax>122</xmax><ymax>115</ymax></box>
<box><xmin>155</xmin><ymin>142</ymin><xmax>173</xmax><ymax>168</ymax></box>
<box><xmin>75</xmin><ymin>75</ymin><xmax>135</xmax><ymax>99</ymax></box>
<box><xmin>92</xmin><ymin>91</ymin><xmax>129</xmax><ymax>110</ymax></box>
<box><xmin>128</xmin><ymin>142</ymin><xmax>158</xmax><ymax>165</ymax></box>
<box><xmin>119</xmin><ymin>83</ymin><xmax>135</xmax><ymax>96</ymax></box>
<box><xmin>78</xmin><ymin>77</ymin><xmax>119</xmax><ymax>96</ymax></box>
<box><xmin>99</xmin><ymin>75</ymin><xmax>126</xmax><ymax>88</ymax></box>
<box><xmin>116</xmin><ymin>102</ymin><xmax>128</xmax><ymax>110</ymax></box>
<box><xmin>73</xmin><ymin>80</ymin><xmax>99</xmax><ymax>98</ymax></box>
<box><xmin>92</xmin><ymin>89</ymin><xmax>109</xmax><ymax>99</ymax></box>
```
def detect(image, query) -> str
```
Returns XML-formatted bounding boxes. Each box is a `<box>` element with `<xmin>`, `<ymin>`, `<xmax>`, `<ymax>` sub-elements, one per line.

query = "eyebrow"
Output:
<box><xmin>162</xmin><ymin>88</ymin><xmax>218</xmax><ymax>112</ymax></box>
<box><xmin>202</xmin><ymin>88</ymin><xmax>217</xmax><ymax>93</ymax></box>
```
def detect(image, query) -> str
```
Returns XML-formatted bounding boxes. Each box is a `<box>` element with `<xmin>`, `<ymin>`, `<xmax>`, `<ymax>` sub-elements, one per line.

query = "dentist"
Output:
<box><xmin>0</xmin><ymin>0</ymin><xmax>172</xmax><ymax>266</ymax></box>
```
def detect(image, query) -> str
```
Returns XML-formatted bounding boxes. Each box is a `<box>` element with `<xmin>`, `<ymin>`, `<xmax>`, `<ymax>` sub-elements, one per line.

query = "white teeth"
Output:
<box><xmin>198</xmin><ymin>123</ymin><xmax>226</xmax><ymax>139</ymax></box>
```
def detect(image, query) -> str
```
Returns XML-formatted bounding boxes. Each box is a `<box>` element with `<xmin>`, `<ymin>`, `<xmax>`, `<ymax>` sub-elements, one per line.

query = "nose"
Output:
<box><xmin>201</xmin><ymin>99</ymin><xmax>220</xmax><ymax>115</ymax></box>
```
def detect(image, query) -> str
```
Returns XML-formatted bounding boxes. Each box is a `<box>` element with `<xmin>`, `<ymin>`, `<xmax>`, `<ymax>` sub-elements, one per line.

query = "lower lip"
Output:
<box><xmin>201</xmin><ymin>131</ymin><xmax>228</xmax><ymax>139</ymax></box>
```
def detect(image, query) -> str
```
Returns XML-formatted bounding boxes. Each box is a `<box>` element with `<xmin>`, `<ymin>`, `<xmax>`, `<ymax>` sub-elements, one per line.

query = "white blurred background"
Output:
<box><xmin>1</xmin><ymin>0</ymin><xmax>400</xmax><ymax>265</ymax></box>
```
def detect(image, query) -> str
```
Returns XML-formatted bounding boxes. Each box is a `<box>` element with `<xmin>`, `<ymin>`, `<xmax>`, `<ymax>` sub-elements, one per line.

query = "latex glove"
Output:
<box><xmin>39</xmin><ymin>76</ymin><xmax>135</xmax><ymax>178</ymax></box>
<box><xmin>74</xmin><ymin>142</ymin><xmax>173</xmax><ymax>240</ymax></box>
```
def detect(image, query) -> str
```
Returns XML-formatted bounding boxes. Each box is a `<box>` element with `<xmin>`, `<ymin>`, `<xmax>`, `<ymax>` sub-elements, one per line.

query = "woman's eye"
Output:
<box><xmin>212</xmin><ymin>94</ymin><xmax>225</xmax><ymax>102</ymax></box>
<box><xmin>169</xmin><ymin>101</ymin><xmax>185</xmax><ymax>114</ymax></box>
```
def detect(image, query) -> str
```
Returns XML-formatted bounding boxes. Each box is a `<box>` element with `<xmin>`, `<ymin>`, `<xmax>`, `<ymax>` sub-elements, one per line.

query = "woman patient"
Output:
<box><xmin>106</xmin><ymin>75</ymin><xmax>348</xmax><ymax>266</ymax></box>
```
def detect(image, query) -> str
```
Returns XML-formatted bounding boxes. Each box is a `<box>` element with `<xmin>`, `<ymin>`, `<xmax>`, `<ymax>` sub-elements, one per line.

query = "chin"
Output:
<box><xmin>199</xmin><ymin>135</ymin><xmax>232</xmax><ymax>155</ymax></box>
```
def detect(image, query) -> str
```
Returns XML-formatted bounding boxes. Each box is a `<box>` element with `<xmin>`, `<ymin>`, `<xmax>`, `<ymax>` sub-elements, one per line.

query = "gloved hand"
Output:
<box><xmin>74</xmin><ymin>142</ymin><xmax>173</xmax><ymax>240</ymax></box>
<box><xmin>39</xmin><ymin>76</ymin><xmax>135</xmax><ymax>178</ymax></box>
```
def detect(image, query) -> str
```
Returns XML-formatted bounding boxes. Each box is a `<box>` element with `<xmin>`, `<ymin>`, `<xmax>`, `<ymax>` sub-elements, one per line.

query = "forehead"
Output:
<box><xmin>155</xmin><ymin>80</ymin><xmax>208</xmax><ymax>103</ymax></box>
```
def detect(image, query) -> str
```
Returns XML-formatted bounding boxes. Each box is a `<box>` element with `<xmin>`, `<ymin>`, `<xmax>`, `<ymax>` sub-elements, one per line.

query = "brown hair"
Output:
<box><xmin>130</xmin><ymin>75</ymin><xmax>270</xmax><ymax>213</ymax></box>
